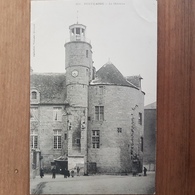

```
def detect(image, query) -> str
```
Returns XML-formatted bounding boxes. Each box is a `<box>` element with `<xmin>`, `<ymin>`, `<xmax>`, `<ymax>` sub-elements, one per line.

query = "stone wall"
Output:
<box><xmin>30</xmin><ymin>83</ymin><xmax>145</xmax><ymax>174</ymax></box>
<box><xmin>66</xmin><ymin>84</ymin><xmax>88</xmax><ymax>106</ymax></box>
<box><xmin>88</xmin><ymin>85</ymin><xmax>144</xmax><ymax>173</ymax></box>
<box><xmin>30</xmin><ymin>105</ymin><xmax>67</xmax><ymax>172</ymax></box>
<box><xmin>65</xmin><ymin>42</ymin><xmax>92</xmax><ymax>69</ymax></box>
<box><xmin>143</xmin><ymin>108</ymin><xmax>156</xmax><ymax>171</ymax></box>
<box><xmin>68</xmin><ymin>156</ymin><xmax>84</xmax><ymax>171</ymax></box>
<box><xmin>65</xmin><ymin>41</ymin><xmax>92</xmax><ymax>173</ymax></box>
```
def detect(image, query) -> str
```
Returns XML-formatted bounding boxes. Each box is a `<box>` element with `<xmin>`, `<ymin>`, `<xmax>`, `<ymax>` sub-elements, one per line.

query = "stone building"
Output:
<box><xmin>30</xmin><ymin>23</ymin><xmax>145</xmax><ymax>175</ymax></box>
<box><xmin>143</xmin><ymin>102</ymin><xmax>156</xmax><ymax>171</ymax></box>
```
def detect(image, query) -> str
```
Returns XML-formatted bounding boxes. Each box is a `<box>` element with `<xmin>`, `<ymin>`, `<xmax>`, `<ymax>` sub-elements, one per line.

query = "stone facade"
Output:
<box><xmin>88</xmin><ymin>85</ymin><xmax>144</xmax><ymax>173</ymax></box>
<box><xmin>30</xmin><ymin>104</ymin><xmax>67</xmax><ymax>173</ymax></box>
<box><xmin>143</xmin><ymin>102</ymin><xmax>156</xmax><ymax>171</ymax></box>
<box><xmin>30</xmin><ymin>23</ymin><xmax>145</xmax><ymax>175</ymax></box>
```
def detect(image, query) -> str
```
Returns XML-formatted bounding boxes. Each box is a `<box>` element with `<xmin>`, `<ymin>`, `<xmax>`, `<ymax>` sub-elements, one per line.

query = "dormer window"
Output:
<box><xmin>30</xmin><ymin>89</ymin><xmax>40</xmax><ymax>104</ymax></box>
<box><xmin>32</xmin><ymin>91</ymin><xmax>37</xmax><ymax>99</ymax></box>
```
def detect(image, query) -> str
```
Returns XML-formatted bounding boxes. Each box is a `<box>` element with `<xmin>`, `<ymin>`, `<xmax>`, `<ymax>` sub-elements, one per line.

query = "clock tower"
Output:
<box><xmin>64</xmin><ymin>23</ymin><xmax>93</xmax><ymax>174</ymax></box>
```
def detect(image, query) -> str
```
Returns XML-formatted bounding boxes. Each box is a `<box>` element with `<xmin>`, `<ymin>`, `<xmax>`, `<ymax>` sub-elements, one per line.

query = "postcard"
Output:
<box><xmin>30</xmin><ymin>0</ymin><xmax>157</xmax><ymax>194</ymax></box>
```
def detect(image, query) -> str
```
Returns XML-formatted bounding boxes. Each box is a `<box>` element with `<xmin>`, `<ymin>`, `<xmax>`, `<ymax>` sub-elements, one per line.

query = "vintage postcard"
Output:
<box><xmin>30</xmin><ymin>0</ymin><xmax>157</xmax><ymax>194</ymax></box>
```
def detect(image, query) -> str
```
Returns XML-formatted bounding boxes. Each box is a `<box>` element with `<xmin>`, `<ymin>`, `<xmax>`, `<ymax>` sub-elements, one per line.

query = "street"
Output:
<box><xmin>31</xmin><ymin>172</ymin><xmax>155</xmax><ymax>194</ymax></box>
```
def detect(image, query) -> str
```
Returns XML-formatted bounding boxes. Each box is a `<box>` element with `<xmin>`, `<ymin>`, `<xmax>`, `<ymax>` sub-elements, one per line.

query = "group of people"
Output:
<box><xmin>64</xmin><ymin>166</ymin><xmax>80</xmax><ymax>178</ymax></box>
<box><xmin>41</xmin><ymin>165</ymin><xmax>146</xmax><ymax>178</ymax></box>
<box><xmin>42</xmin><ymin>166</ymin><xmax>80</xmax><ymax>179</ymax></box>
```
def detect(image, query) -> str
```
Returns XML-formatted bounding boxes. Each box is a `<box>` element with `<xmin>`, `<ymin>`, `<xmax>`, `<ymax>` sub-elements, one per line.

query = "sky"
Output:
<box><xmin>31</xmin><ymin>0</ymin><xmax>157</xmax><ymax>105</ymax></box>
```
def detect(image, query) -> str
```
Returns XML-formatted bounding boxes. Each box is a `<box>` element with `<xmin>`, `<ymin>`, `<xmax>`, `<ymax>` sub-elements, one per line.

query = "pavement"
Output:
<box><xmin>30</xmin><ymin>172</ymin><xmax>155</xmax><ymax>194</ymax></box>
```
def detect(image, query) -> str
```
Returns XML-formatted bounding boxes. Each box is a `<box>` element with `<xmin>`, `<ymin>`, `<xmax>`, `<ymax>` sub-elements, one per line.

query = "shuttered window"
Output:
<box><xmin>31</xmin><ymin>130</ymin><xmax>38</xmax><ymax>149</ymax></box>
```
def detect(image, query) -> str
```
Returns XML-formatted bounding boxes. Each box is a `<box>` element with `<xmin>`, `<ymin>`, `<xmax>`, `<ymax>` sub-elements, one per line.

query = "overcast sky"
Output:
<box><xmin>31</xmin><ymin>0</ymin><xmax>157</xmax><ymax>105</ymax></box>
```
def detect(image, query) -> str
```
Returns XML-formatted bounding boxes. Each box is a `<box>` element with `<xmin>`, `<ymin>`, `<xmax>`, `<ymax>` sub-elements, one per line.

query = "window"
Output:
<box><xmin>138</xmin><ymin>113</ymin><xmax>142</xmax><ymax>125</ymax></box>
<box><xmin>64</xmin><ymin>133</ymin><xmax>67</xmax><ymax>140</ymax></box>
<box><xmin>117</xmin><ymin>128</ymin><xmax>122</xmax><ymax>133</ymax></box>
<box><xmin>54</xmin><ymin>129</ymin><xmax>62</xmax><ymax>149</ymax></box>
<box><xmin>31</xmin><ymin>130</ymin><xmax>38</xmax><ymax>149</ymax></box>
<box><xmin>92</xmin><ymin>130</ymin><xmax>100</xmax><ymax>148</ymax></box>
<box><xmin>95</xmin><ymin>106</ymin><xmax>104</xmax><ymax>121</ymax></box>
<box><xmin>30</xmin><ymin>107</ymin><xmax>38</xmax><ymax>120</ymax></box>
<box><xmin>76</xmin><ymin>28</ymin><xmax>80</xmax><ymax>35</ymax></box>
<box><xmin>53</xmin><ymin>107</ymin><xmax>62</xmax><ymax>121</ymax></box>
<box><xmin>141</xmin><ymin>137</ymin><xmax>143</xmax><ymax>152</ymax></box>
<box><xmin>76</xmin><ymin>138</ymin><xmax>80</xmax><ymax>146</ymax></box>
<box><xmin>86</xmin><ymin>50</ymin><xmax>88</xmax><ymax>58</ymax></box>
<box><xmin>32</xmin><ymin>91</ymin><xmax>37</xmax><ymax>99</ymax></box>
<box><xmin>31</xmin><ymin>90</ymin><xmax>40</xmax><ymax>103</ymax></box>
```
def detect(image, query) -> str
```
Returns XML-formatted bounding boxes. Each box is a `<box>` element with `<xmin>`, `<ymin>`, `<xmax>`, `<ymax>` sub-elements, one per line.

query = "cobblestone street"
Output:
<box><xmin>31</xmin><ymin>172</ymin><xmax>155</xmax><ymax>194</ymax></box>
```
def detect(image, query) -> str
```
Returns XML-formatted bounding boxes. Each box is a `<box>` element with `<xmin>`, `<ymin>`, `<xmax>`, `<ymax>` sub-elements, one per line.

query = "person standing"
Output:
<box><xmin>144</xmin><ymin>167</ymin><xmax>147</xmax><ymax>176</ymax></box>
<box><xmin>70</xmin><ymin>170</ymin><xmax>74</xmax><ymax>177</ymax></box>
<box><xmin>64</xmin><ymin>168</ymin><xmax>68</xmax><ymax>178</ymax></box>
<box><xmin>52</xmin><ymin>166</ymin><xmax>56</xmax><ymax>179</ymax></box>
<box><xmin>40</xmin><ymin>168</ymin><xmax>44</xmax><ymax>178</ymax></box>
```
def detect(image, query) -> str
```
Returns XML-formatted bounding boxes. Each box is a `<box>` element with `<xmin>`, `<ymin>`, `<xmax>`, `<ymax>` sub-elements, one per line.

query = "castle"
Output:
<box><xmin>30</xmin><ymin>23</ymin><xmax>145</xmax><ymax>176</ymax></box>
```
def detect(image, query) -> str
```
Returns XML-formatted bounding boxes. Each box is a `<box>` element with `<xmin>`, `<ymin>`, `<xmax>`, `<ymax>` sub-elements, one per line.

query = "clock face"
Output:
<box><xmin>71</xmin><ymin>70</ymin><xmax>79</xmax><ymax>77</ymax></box>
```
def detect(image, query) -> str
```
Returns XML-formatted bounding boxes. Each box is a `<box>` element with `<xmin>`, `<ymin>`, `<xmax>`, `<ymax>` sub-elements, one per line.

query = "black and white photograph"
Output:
<box><xmin>30</xmin><ymin>0</ymin><xmax>157</xmax><ymax>194</ymax></box>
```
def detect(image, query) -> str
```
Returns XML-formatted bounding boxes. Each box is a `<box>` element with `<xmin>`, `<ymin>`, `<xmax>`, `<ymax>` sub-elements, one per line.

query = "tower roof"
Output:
<box><xmin>90</xmin><ymin>62</ymin><xmax>138</xmax><ymax>88</ymax></box>
<box><xmin>69</xmin><ymin>23</ymin><xmax>86</xmax><ymax>29</ymax></box>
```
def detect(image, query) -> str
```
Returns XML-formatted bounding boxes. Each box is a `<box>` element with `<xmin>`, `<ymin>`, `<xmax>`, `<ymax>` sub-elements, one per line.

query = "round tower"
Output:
<box><xmin>65</xmin><ymin>24</ymin><xmax>93</xmax><ymax>106</ymax></box>
<box><xmin>64</xmin><ymin>23</ymin><xmax>93</xmax><ymax>174</ymax></box>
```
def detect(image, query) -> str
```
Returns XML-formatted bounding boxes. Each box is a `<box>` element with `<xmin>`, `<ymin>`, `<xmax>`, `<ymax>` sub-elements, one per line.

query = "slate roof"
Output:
<box><xmin>90</xmin><ymin>62</ymin><xmax>138</xmax><ymax>89</ymax></box>
<box><xmin>31</xmin><ymin>73</ymin><xmax>66</xmax><ymax>104</ymax></box>
<box><xmin>144</xmin><ymin>102</ymin><xmax>156</xmax><ymax>109</ymax></box>
<box><xmin>126</xmin><ymin>75</ymin><xmax>142</xmax><ymax>89</ymax></box>
<box><xmin>31</xmin><ymin>63</ymin><xmax>142</xmax><ymax>104</ymax></box>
